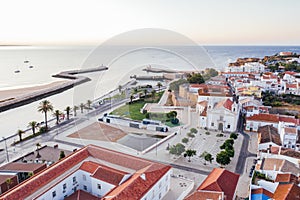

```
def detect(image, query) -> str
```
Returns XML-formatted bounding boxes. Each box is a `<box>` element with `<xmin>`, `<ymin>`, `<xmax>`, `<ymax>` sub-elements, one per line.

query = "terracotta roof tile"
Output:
<box><xmin>247</xmin><ymin>114</ymin><xmax>279</xmax><ymax>123</ymax></box>
<box><xmin>79</xmin><ymin>161</ymin><xmax>100</xmax><ymax>174</ymax></box>
<box><xmin>275</xmin><ymin>173</ymin><xmax>299</xmax><ymax>184</ymax></box>
<box><xmin>284</xmin><ymin>127</ymin><xmax>297</xmax><ymax>134</ymax></box>
<box><xmin>185</xmin><ymin>190</ymin><xmax>224</xmax><ymax>200</ymax></box>
<box><xmin>251</xmin><ymin>188</ymin><xmax>273</xmax><ymax>198</ymax></box>
<box><xmin>197</xmin><ymin>168</ymin><xmax>239</xmax><ymax>200</ymax></box>
<box><xmin>65</xmin><ymin>189</ymin><xmax>100</xmax><ymax>200</ymax></box>
<box><xmin>92</xmin><ymin>165</ymin><xmax>127</xmax><ymax>186</ymax></box>
<box><xmin>273</xmin><ymin>184</ymin><xmax>300</xmax><ymax>200</ymax></box>
<box><xmin>258</xmin><ymin>125</ymin><xmax>281</xmax><ymax>145</ymax></box>
<box><xmin>0</xmin><ymin>163</ymin><xmax>46</xmax><ymax>174</ymax></box>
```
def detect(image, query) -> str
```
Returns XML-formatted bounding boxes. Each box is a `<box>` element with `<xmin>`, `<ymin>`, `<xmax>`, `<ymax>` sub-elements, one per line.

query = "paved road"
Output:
<box><xmin>235</xmin><ymin>113</ymin><xmax>256</xmax><ymax>174</ymax></box>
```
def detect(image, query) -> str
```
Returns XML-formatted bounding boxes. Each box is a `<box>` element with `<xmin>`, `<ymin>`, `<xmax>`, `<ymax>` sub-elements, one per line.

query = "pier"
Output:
<box><xmin>142</xmin><ymin>66</ymin><xmax>177</xmax><ymax>73</ymax></box>
<box><xmin>0</xmin><ymin>66</ymin><xmax>108</xmax><ymax>112</ymax></box>
<box><xmin>130</xmin><ymin>75</ymin><xmax>173</xmax><ymax>81</ymax></box>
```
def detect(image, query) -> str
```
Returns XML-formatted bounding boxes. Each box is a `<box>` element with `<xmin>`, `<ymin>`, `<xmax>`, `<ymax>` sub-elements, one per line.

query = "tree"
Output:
<box><xmin>230</xmin><ymin>133</ymin><xmax>238</xmax><ymax>139</ymax></box>
<box><xmin>17</xmin><ymin>129</ymin><xmax>24</xmax><ymax>142</ymax></box>
<box><xmin>182</xmin><ymin>138</ymin><xmax>189</xmax><ymax>143</ymax></box>
<box><xmin>200</xmin><ymin>151</ymin><xmax>209</xmax><ymax>165</ymax></box>
<box><xmin>38</xmin><ymin>100</ymin><xmax>53</xmax><ymax>131</ymax></box>
<box><xmin>53</xmin><ymin>110</ymin><xmax>62</xmax><ymax>124</ymax></box>
<box><xmin>187</xmin><ymin>73</ymin><xmax>205</xmax><ymax>84</ymax></box>
<box><xmin>130</xmin><ymin>95</ymin><xmax>134</xmax><ymax>103</ymax></box>
<box><xmin>226</xmin><ymin>149</ymin><xmax>235</xmax><ymax>158</ymax></box>
<box><xmin>65</xmin><ymin>106</ymin><xmax>71</xmax><ymax>120</ymax></box>
<box><xmin>36</xmin><ymin>143</ymin><xmax>41</xmax><ymax>150</ymax></box>
<box><xmin>216</xmin><ymin>151</ymin><xmax>231</xmax><ymax>167</ymax></box>
<box><xmin>184</xmin><ymin>149</ymin><xmax>196</xmax><ymax>162</ymax></box>
<box><xmin>220</xmin><ymin>139</ymin><xmax>234</xmax><ymax>150</ymax></box>
<box><xmin>6</xmin><ymin>178</ymin><xmax>13</xmax><ymax>190</ymax></box>
<box><xmin>59</xmin><ymin>151</ymin><xmax>66</xmax><ymax>160</ymax></box>
<box><xmin>167</xmin><ymin>111</ymin><xmax>177</xmax><ymax>119</ymax></box>
<box><xmin>204</xmin><ymin>153</ymin><xmax>214</xmax><ymax>164</ymax></box>
<box><xmin>151</xmin><ymin>90</ymin><xmax>156</xmax><ymax>101</ymax></box>
<box><xmin>80</xmin><ymin>103</ymin><xmax>85</xmax><ymax>113</ymax></box>
<box><xmin>28</xmin><ymin>121</ymin><xmax>38</xmax><ymax>136</ymax></box>
<box><xmin>86</xmin><ymin>100</ymin><xmax>92</xmax><ymax>112</ymax></box>
<box><xmin>157</xmin><ymin>82</ymin><xmax>162</xmax><ymax>91</ymax></box>
<box><xmin>169</xmin><ymin>143</ymin><xmax>185</xmax><ymax>156</ymax></box>
<box><xmin>73</xmin><ymin>105</ymin><xmax>79</xmax><ymax>116</ymax></box>
<box><xmin>190</xmin><ymin>128</ymin><xmax>198</xmax><ymax>134</ymax></box>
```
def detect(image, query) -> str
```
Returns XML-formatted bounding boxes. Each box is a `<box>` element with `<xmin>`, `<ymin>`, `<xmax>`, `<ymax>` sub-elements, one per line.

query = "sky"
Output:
<box><xmin>0</xmin><ymin>0</ymin><xmax>299</xmax><ymax>45</ymax></box>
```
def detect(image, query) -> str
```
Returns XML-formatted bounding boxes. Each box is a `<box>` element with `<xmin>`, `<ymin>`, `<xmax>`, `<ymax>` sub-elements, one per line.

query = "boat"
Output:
<box><xmin>24</xmin><ymin>60</ymin><xmax>29</xmax><ymax>63</ymax></box>
<box><xmin>29</xmin><ymin>66</ymin><xmax>34</xmax><ymax>69</ymax></box>
<box><xmin>14</xmin><ymin>70</ymin><xmax>20</xmax><ymax>73</ymax></box>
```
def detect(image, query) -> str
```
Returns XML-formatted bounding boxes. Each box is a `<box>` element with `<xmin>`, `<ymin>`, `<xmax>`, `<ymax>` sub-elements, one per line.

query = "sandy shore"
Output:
<box><xmin>0</xmin><ymin>81</ymin><xmax>68</xmax><ymax>102</ymax></box>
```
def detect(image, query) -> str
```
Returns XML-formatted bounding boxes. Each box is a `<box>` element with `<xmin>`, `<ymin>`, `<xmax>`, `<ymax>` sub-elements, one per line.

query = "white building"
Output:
<box><xmin>198</xmin><ymin>98</ymin><xmax>240</xmax><ymax>132</ymax></box>
<box><xmin>0</xmin><ymin>145</ymin><xmax>172</xmax><ymax>200</ymax></box>
<box><xmin>226</xmin><ymin>62</ymin><xmax>265</xmax><ymax>73</ymax></box>
<box><xmin>278</xmin><ymin>122</ymin><xmax>298</xmax><ymax>150</ymax></box>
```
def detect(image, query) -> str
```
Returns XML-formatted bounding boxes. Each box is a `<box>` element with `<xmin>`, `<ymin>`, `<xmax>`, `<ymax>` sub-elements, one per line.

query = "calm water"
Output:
<box><xmin>0</xmin><ymin>45</ymin><xmax>300</xmax><ymax>138</ymax></box>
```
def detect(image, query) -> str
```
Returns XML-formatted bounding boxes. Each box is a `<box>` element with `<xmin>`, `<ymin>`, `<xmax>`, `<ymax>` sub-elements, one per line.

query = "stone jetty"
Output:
<box><xmin>0</xmin><ymin>66</ymin><xmax>108</xmax><ymax>112</ymax></box>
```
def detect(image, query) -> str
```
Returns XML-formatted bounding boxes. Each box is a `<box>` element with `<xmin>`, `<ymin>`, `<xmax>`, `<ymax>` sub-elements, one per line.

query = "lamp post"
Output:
<box><xmin>2</xmin><ymin>137</ymin><xmax>9</xmax><ymax>162</ymax></box>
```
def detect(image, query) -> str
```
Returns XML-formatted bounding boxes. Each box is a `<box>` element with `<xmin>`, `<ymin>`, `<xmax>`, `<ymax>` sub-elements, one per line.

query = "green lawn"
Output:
<box><xmin>110</xmin><ymin>101</ymin><xmax>146</xmax><ymax>120</ymax></box>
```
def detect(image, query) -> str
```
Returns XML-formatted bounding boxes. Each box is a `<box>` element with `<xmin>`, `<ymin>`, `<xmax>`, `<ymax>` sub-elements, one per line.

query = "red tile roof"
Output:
<box><xmin>275</xmin><ymin>173</ymin><xmax>299</xmax><ymax>184</ymax></box>
<box><xmin>215</xmin><ymin>99</ymin><xmax>234</xmax><ymax>111</ymax></box>
<box><xmin>273</xmin><ymin>184</ymin><xmax>300</xmax><ymax>200</ymax></box>
<box><xmin>197</xmin><ymin>168</ymin><xmax>239</xmax><ymax>200</ymax></box>
<box><xmin>251</xmin><ymin>188</ymin><xmax>273</xmax><ymax>198</ymax></box>
<box><xmin>258</xmin><ymin>125</ymin><xmax>281</xmax><ymax>145</ymax></box>
<box><xmin>0</xmin><ymin>163</ymin><xmax>46</xmax><ymax>174</ymax></box>
<box><xmin>286</xmin><ymin>84</ymin><xmax>297</xmax><ymax>89</ymax></box>
<box><xmin>284</xmin><ymin>127</ymin><xmax>297</xmax><ymax>134</ymax></box>
<box><xmin>246</xmin><ymin>114</ymin><xmax>299</xmax><ymax>125</ymax></box>
<box><xmin>92</xmin><ymin>165</ymin><xmax>127</xmax><ymax>186</ymax></box>
<box><xmin>65</xmin><ymin>190</ymin><xmax>100</xmax><ymax>200</ymax></box>
<box><xmin>79</xmin><ymin>161</ymin><xmax>100</xmax><ymax>174</ymax></box>
<box><xmin>185</xmin><ymin>190</ymin><xmax>224</xmax><ymax>200</ymax></box>
<box><xmin>0</xmin><ymin>145</ymin><xmax>171</xmax><ymax>200</ymax></box>
<box><xmin>285</xmin><ymin>71</ymin><xmax>297</xmax><ymax>75</ymax></box>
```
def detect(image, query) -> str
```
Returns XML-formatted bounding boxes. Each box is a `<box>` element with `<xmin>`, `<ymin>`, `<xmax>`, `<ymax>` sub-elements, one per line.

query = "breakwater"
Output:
<box><xmin>0</xmin><ymin>66</ymin><xmax>108</xmax><ymax>112</ymax></box>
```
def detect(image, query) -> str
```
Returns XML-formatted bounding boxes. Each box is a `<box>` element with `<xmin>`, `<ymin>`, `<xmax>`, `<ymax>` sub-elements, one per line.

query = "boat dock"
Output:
<box><xmin>0</xmin><ymin>66</ymin><xmax>108</xmax><ymax>112</ymax></box>
<box><xmin>130</xmin><ymin>75</ymin><xmax>173</xmax><ymax>81</ymax></box>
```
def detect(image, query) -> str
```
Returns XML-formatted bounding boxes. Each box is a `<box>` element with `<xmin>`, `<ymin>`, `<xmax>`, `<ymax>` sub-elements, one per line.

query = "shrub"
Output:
<box><xmin>205</xmin><ymin>131</ymin><xmax>210</xmax><ymax>135</ymax></box>
<box><xmin>216</xmin><ymin>133</ymin><xmax>224</xmax><ymax>137</ymax></box>
<box><xmin>171</xmin><ymin>118</ymin><xmax>179</xmax><ymax>125</ymax></box>
<box><xmin>190</xmin><ymin>128</ymin><xmax>198</xmax><ymax>134</ymax></box>
<box><xmin>182</xmin><ymin>138</ymin><xmax>189</xmax><ymax>143</ymax></box>
<box><xmin>187</xmin><ymin>132</ymin><xmax>195</xmax><ymax>138</ymax></box>
<box><xmin>230</xmin><ymin>133</ymin><xmax>238</xmax><ymax>140</ymax></box>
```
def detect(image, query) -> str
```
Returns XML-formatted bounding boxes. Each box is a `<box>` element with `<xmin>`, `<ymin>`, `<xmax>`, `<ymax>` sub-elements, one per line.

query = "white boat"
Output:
<box><xmin>14</xmin><ymin>70</ymin><xmax>20</xmax><ymax>73</ymax></box>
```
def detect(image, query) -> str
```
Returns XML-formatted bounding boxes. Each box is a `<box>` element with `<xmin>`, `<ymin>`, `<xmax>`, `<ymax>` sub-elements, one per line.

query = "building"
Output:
<box><xmin>226</xmin><ymin>62</ymin><xmax>265</xmax><ymax>73</ymax></box>
<box><xmin>198</xmin><ymin>98</ymin><xmax>240</xmax><ymax>132</ymax></box>
<box><xmin>185</xmin><ymin>168</ymin><xmax>239</xmax><ymax>200</ymax></box>
<box><xmin>278</xmin><ymin>122</ymin><xmax>299</xmax><ymax>150</ymax></box>
<box><xmin>257</xmin><ymin>125</ymin><xmax>282</xmax><ymax>151</ymax></box>
<box><xmin>0</xmin><ymin>145</ymin><xmax>172</xmax><ymax>200</ymax></box>
<box><xmin>245</xmin><ymin>113</ymin><xmax>299</xmax><ymax>132</ymax></box>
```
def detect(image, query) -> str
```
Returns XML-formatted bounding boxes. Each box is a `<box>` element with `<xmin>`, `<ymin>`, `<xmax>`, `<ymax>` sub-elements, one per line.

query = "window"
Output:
<box><xmin>227</xmin><ymin>125</ymin><xmax>230</xmax><ymax>129</ymax></box>
<box><xmin>82</xmin><ymin>174</ymin><xmax>86</xmax><ymax>181</ymax></box>
<box><xmin>211</xmin><ymin>122</ymin><xmax>214</xmax><ymax>127</ymax></box>
<box><xmin>97</xmin><ymin>184</ymin><xmax>101</xmax><ymax>189</ymax></box>
<box><xmin>159</xmin><ymin>193</ymin><xmax>162</xmax><ymax>199</ymax></box>
<box><xmin>52</xmin><ymin>191</ymin><xmax>56</xmax><ymax>198</ymax></box>
<box><xmin>63</xmin><ymin>183</ymin><xmax>66</xmax><ymax>191</ymax></box>
<box><xmin>73</xmin><ymin>176</ymin><xmax>76</xmax><ymax>183</ymax></box>
<box><xmin>83</xmin><ymin>185</ymin><xmax>87</xmax><ymax>191</ymax></box>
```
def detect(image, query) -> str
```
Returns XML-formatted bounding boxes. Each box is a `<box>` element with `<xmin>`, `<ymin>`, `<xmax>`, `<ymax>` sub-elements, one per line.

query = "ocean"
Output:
<box><xmin>0</xmin><ymin>45</ymin><xmax>300</xmax><ymax>138</ymax></box>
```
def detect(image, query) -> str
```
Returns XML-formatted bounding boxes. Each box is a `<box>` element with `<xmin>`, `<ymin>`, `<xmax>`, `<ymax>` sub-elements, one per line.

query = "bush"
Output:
<box><xmin>230</xmin><ymin>133</ymin><xmax>238</xmax><ymax>140</ymax></box>
<box><xmin>205</xmin><ymin>131</ymin><xmax>210</xmax><ymax>135</ymax></box>
<box><xmin>39</xmin><ymin>126</ymin><xmax>48</xmax><ymax>133</ymax></box>
<box><xmin>216</xmin><ymin>133</ymin><xmax>224</xmax><ymax>137</ymax></box>
<box><xmin>187</xmin><ymin>132</ymin><xmax>195</xmax><ymax>138</ymax></box>
<box><xmin>171</xmin><ymin>118</ymin><xmax>179</xmax><ymax>125</ymax></box>
<box><xmin>169</xmin><ymin>143</ymin><xmax>186</xmax><ymax>155</ymax></box>
<box><xmin>190</xmin><ymin>128</ymin><xmax>198</xmax><ymax>134</ymax></box>
<box><xmin>182</xmin><ymin>138</ymin><xmax>189</xmax><ymax>143</ymax></box>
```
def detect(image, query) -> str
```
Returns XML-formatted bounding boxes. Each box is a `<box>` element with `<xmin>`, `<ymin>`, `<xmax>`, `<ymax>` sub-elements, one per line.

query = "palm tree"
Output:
<box><xmin>17</xmin><ymin>129</ymin><xmax>24</xmax><ymax>142</ymax></box>
<box><xmin>86</xmin><ymin>100</ymin><xmax>92</xmax><ymax>112</ymax></box>
<box><xmin>36</xmin><ymin>143</ymin><xmax>41</xmax><ymax>158</ymax></box>
<box><xmin>79</xmin><ymin>103</ymin><xmax>85</xmax><ymax>113</ymax></box>
<box><xmin>38</xmin><ymin>100</ymin><xmax>53</xmax><ymax>131</ymax></box>
<box><xmin>65</xmin><ymin>106</ymin><xmax>71</xmax><ymax>120</ymax></box>
<box><xmin>28</xmin><ymin>121</ymin><xmax>38</xmax><ymax>136</ymax></box>
<box><xmin>73</xmin><ymin>105</ymin><xmax>79</xmax><ymax>116</ymax></box>
<box><xmin>6</xmin><ymin>178</ymin><xmax>13</xmax><ymax>190</ymax></box>
<box><xmin>157</xmin><ymin>82</ymin><xmax>162</xmax><ymax>91</ymax></box>
<box><xmin>53</xmin><ymin>110</ymin><xmax>61</xmax><ymax>124</ymax></box>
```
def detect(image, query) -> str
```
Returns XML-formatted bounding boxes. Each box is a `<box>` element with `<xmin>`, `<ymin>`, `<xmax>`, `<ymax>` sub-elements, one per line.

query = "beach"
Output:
<box><xmin>0</xmin><ymin>81</ymin><xmax>68</xmax><ymax>103</ymax></box>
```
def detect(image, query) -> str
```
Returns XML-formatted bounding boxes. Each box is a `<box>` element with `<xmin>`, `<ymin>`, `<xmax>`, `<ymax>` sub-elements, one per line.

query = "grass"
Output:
<box><xmin>110</xmin><ymin>101</ymin><xmax>146</xmax><ymax>121</ymax></box>
<box><xmin>110</xmin><ymin>91</ymin><xmax>164</xmax><ymax>121</ymax></box>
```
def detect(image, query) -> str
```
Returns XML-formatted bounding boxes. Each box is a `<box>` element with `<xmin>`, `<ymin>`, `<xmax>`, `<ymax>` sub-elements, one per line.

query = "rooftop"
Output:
<box><xmin>0</xmin><ymin>145</ymin><xmax>171</xmax><ymax>200</ymax></box>
<box><xmin>185</xmin><ymin>190</ymin><xmax>224</xmax><ymax>200</ymax></box>
<box><xmin>197</xmin><ymin>168</ymin><xmax>239</xmax><ymax>200</ymax></box>
<box><xmin>258</xmin><ymin>125</ymin><xmax>281</xmax><ymax>146</ymax></box>
<box><xmin>0</xmin><ymin>163</ymin><xmax>46</xmax><ymax>173</ymax></box>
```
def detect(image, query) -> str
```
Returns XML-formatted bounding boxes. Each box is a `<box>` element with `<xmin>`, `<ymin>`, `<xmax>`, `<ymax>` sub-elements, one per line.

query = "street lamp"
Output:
<box><xmin>2</xmin><ymin>137</ymin><xmax>9</xmax><ymax>162</ymax></box>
